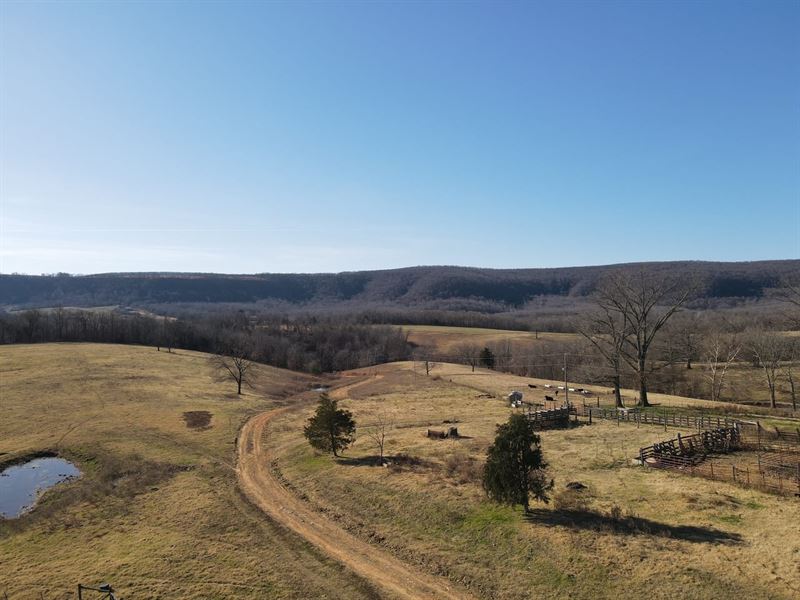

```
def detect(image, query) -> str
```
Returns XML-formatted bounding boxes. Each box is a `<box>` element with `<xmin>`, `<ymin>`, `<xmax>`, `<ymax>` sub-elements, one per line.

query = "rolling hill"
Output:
<box><xmin>2</xmin><ymin>260</ymin><xmax>797</xmax><ymax>311</ymax></box>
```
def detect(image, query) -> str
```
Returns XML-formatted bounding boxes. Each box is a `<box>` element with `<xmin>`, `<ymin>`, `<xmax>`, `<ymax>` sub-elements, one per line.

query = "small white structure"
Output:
<box><xmin>507</xmin><ymin>390</ymin><xmax>523</xmax><ymax>407</ymax></box>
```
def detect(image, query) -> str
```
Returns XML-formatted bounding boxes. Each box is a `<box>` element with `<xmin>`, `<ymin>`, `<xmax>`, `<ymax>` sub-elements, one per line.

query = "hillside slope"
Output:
<box><xmin>0</xmin><ymin>344</ymin><xmax>377</xmax><ymax>599</ymax></box>
<box><xmin>2</xmin><ymin>260</ymin><xmax>797</xmax><ymax>310</ymax></box>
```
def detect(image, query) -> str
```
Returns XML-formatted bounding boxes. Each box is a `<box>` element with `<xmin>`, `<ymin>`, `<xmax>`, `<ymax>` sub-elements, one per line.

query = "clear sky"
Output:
<box><xmin>1</xmin><ymin>1</ymin><xmax>798</xmax><ymax>274</ymax></box>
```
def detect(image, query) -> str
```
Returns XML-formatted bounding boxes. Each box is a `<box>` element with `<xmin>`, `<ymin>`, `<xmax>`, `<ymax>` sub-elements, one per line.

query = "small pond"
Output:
<box><xmin>0</xmin><ymin>456</ymin><xmax>81</xmax><ymax>519</ymax></box>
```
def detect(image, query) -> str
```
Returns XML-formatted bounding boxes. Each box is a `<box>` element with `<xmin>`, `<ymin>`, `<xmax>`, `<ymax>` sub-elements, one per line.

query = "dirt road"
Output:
<box><xmin>236</xmin><ymin>406</ymin><xmax>472</xmax><ymax>600</ymax></box>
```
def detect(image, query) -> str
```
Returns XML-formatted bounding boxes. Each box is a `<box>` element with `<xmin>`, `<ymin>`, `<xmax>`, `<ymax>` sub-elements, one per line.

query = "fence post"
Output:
<box><xmin>732</xmin><ymin>465</ymin><xmax>736</xmax><ymax>483</ymax></box>
<box><xmin>710</xmin><ymin>460</ymin><xmax>714</xmax><ymax>479</ymax></box>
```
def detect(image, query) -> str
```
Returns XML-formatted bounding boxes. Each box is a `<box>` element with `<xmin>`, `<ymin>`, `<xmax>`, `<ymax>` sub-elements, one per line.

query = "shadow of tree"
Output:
<box><xmin>524</xmin><ymin>508</ymin><xmax>743</xmax><ymax>545</ymax></box>
<box><xmin>335</xmin><ymin>454</ymin><xmax>436</xmax><ymax>471</ymax></box>
<box><xmin>334</xmin><ymin>455</ymin><xmax>385</xmax><ymax>467</ymax></box>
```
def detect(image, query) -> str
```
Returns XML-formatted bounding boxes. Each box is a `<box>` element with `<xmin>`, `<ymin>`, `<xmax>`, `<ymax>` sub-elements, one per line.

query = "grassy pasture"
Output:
<box><xmin>402</xmin><ymin>324</ymin><xmax>799</xmax><ymax>412</ymax></box>
<box><xmin>402</xmin><ymin>325</ymin><xmax>578</xmax><ymax>356</ymax></box>
<box><xmin>0</xmin><ymin>344</ymin><xmax>377</xmax><ymax>599</ymax></box>
<box><xmin>272</xmin><ymin>362</ymin><xmax>800</xmax><ymax>600</ymax></box>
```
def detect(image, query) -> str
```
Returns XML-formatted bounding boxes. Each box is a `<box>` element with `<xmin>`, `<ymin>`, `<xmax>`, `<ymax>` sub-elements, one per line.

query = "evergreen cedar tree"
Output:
<box><xmin>479</xmin><ymin>347</ymin><xmax>495</xmax><ymax>369</ymax></box>
<box><xmin>483</xmin><ymin>413</ymin><xmax>552</xmax><ymax>511</ymax></box>
<box><xmin>304</xmin><ymin>393</ymin><xmax>356</xmax><ymax>457</ymax></box>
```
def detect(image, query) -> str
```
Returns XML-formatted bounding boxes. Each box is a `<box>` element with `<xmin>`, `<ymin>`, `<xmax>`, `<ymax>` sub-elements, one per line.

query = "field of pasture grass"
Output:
<box><xmin>0</xmin><ymin>344</ymin><xmax>377</xmax><ymax>600</ymax></box>
<box><xmin>272</xmin><ymin>362</ymin><xmax>800</xmax><ymax>600</ymax></box>
<box><xmin>403</xmin><ymin>324</ymin><xmax>799</xmax><ymax>414</ymax></box>
<box><xmin>402</xmin><ymin>324</ymin><xmax>578</xmax><ymax>356</ymax></box>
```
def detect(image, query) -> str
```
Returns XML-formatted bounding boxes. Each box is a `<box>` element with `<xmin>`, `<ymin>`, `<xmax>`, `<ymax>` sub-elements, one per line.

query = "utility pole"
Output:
<box><xmin>563</xmin><ymin>353</ymin><xmax>569</xmax><ymax>409</ymax></box>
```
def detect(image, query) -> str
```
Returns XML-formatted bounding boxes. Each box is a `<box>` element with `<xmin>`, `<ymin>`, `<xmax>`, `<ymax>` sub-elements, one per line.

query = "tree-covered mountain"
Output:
<box><xmin>1</xmin><ymin>260</ymin><xmax>797</xmax><ymax>311</ymax></box>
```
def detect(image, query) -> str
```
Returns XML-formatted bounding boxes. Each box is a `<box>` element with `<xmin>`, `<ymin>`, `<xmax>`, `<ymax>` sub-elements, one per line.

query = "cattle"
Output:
<box><xmin>528</xmin><ymin>384</ymin><xmax>537</xmax><ymax>389</ymax></box>
<box><xmin>544</xmin><ymin>395</ymin><xmax>555</xmax><ymax>402</ymax></box>
<box><xmin>544</xmin><ymin>384</ymin><xmax>552</xmax><ymax>388</ymax></box>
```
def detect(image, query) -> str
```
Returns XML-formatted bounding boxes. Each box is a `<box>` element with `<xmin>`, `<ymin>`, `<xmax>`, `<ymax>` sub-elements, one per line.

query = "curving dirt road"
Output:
<box><xmin>237</xmin><ymin>406</ymin><xmax>472</xmax><ymax>600</ymax></box>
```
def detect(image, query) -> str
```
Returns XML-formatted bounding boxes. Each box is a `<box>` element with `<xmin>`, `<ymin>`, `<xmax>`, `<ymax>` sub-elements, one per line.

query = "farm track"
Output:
<box><xmin>236</xmin><ymin>386</ymin><xmax>473</xmax><ymax>600</ymax></box>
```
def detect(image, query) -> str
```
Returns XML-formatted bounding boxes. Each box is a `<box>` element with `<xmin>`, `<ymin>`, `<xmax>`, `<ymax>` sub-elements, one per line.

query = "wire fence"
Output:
<box><xmin>639</xmin><ymin>426</ymin><xmax>800</xmax><ymax>497</ymax></box>
<box><xmin>574</xmin><ymin>403</ymin><xmax>740</xmax><ymax>431</ymax></box>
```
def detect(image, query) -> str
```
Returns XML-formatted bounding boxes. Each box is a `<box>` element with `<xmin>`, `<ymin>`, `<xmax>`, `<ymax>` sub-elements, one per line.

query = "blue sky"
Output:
<box><xmin>1</xmin><ymin>0</ymin><xmax>798</xmax><ymax>274</ymax></box>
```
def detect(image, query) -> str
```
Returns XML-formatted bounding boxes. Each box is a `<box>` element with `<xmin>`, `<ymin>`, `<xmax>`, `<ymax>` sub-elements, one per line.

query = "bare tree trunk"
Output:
<box><xmin>613</xmin><ymin>375</ymin><xmax>623</xmax><ymax>408</ymax></box>
<box><xmin>638</xmin><ymin>359</ymin><xmax>649</xmax><ymax>406</ymax></box>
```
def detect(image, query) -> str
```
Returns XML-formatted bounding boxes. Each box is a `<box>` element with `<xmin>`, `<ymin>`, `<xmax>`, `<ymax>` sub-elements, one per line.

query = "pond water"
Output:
<box><xmin>0</xmin><ymin>456</ymin><xmax>81</xmax><ymax>518</ymax></box>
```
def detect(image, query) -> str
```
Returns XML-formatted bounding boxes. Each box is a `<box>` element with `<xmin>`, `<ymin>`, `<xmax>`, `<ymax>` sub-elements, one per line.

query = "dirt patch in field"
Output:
<box><xmin>183</xmin><ymin>411</ymin><xmax>212</xmax><ymax>430</ymax></box>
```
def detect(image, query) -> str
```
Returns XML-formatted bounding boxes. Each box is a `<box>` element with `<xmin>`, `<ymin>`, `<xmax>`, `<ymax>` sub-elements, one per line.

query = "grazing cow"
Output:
<box><xmin>544</xmin><ymin>384</ymin><xmax>552</xmax><ymax>388</ymax></box>
<box><xmin>427</xmin><ymin>429</ymin><xmax>448</xmax><ymax>439</ymax></box>
<box><xmin>544</xmin><ymin>395</ymin><xmax>555</xmax><ymax>402</ymax></box>
<box><xmin>528</xmin><ymin>384</ymin><xmax>537</xmax><ymax>389</ymax></box>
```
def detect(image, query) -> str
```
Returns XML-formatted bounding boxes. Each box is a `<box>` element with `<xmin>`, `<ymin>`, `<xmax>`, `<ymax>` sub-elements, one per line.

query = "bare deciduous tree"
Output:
<box><xmin>776</xmin><ymin>279</ymin><xmax>800</xmax><ymax>329</ymax></box>
<box><xmin>366</xmin><ymin>409</ymin><xmax>394</xmax><ymax>465</ymax></box>
<box><xmin>212</xmin><ymin>343</ymin><xmax>255</xmax><ymax>395</ymax></box>
<box><xmin>747</xmin><ymin>331</ymin><xmax>786</xmax><ymax>409</ymax></box>
<box><xmin>780</xmin><ymin>338</ymin><xmax>798</xmax><ymax>411</ymax></box>
<box><xmin>593</xmin><ymin>271</ymin><xmax>692</xmax><ymax>406</ymax></box>
<box><xmin>454</xmin><ymin>343</ymin><xmax>482</xmax><ymax>372</ymax></box>
<box><xmin>578</xmin><ymin>304</ymin><xmax>629</xmax><ymax>407</ymax></box>
<box><xmin>703</xmin><ymin>334</ymin><xmax>740</xmax><ymax>402</ymax></box>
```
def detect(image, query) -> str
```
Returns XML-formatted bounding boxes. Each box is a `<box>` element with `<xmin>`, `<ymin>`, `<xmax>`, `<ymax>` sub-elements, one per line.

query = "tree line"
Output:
<box><xmin>424</xmin><ymin>271</ymin><xmax>799</xmax><ymax>410</ymax></box>
<box><xmin>0</xmin><ymin>308</ymin><xmax>411</xmax><ymax>375</ymax></box>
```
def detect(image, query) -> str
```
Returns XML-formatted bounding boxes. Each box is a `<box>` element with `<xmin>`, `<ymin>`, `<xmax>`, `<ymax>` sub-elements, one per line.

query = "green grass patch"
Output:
<box><xmin>460</xmin><ymin>502</ymin><xmax>517</xmax><ymax>532</ymax></box>
<box><xmin>294</xmin><ymin>451</ymin><xmax>335</xmax><ymax>475</ymax></box>
<box><xmin>714</xmin><ymin>514</ymin><xmax>743</xmax><ymax>525</ymax></box>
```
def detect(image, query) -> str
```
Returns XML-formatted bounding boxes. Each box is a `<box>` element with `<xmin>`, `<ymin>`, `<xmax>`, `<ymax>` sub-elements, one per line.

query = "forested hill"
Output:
<box><xmin>1</xmin><ymin>261</ymin><xmax>797</xmax><ymax>311</ymax></box>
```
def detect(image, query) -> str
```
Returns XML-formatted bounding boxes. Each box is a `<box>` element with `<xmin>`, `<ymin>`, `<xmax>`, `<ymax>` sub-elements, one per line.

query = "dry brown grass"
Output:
<box><xmin>404</xmin><ymin>324</ymin><xmax>799</xmax><ymax>413</ymax></box>
<box><xmin>271</xmin><ymin>362</ymin><xmax>800</xmax><ymax>600</ymax></box>
<box><xmin>0</xmin><ymin>344</ymin><xmax>378</xmax><ymax>599</ymax></box>
<box><xmin>403</xmin><ymin>325</ymin><xmax>578</xmax><ymax>355</ymax></box>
